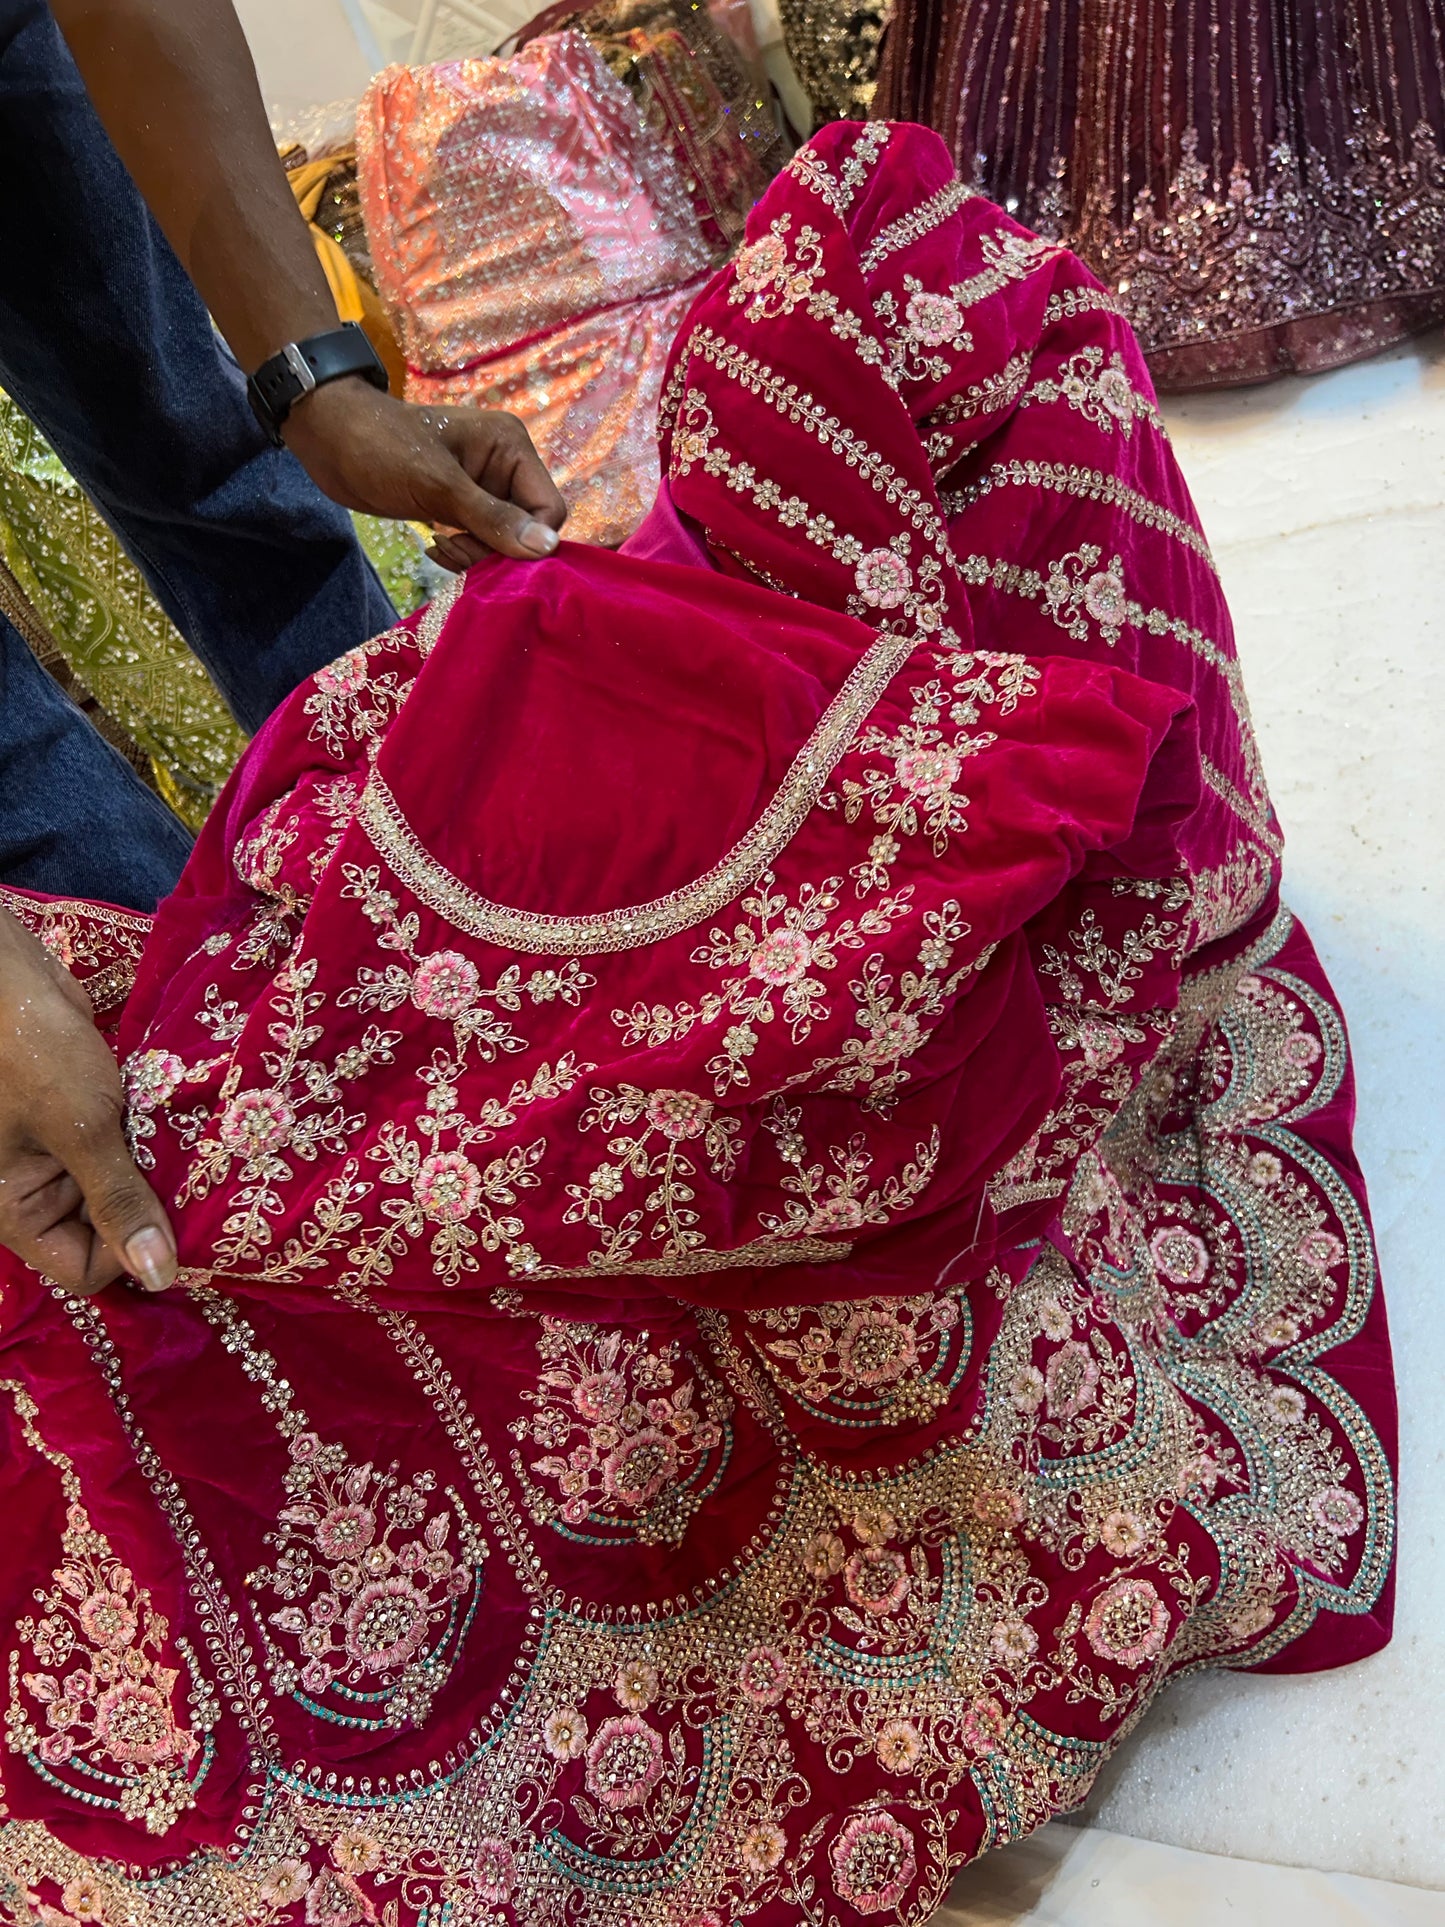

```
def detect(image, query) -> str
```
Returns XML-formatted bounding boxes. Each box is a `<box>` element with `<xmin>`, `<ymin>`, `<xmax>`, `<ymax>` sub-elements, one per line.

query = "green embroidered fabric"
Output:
<box><xmin>0</xmin><ymin>387</ymin><xmax>432</xmax><ymax>831</ymax></box>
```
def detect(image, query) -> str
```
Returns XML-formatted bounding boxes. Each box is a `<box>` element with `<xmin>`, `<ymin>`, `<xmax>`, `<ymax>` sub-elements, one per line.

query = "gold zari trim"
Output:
<box><xmin>358</xmin><ymin>626</ymin><xmax>921</xmax><ymax>954</ymax></box>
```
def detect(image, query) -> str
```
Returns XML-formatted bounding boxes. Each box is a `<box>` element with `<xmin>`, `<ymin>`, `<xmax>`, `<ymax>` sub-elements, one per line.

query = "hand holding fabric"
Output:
<box><xmin>281</xmin><ymin>381</ymin><xmax>567</xmax><ymax>567</ymax></box>
<box><xmin>0</xmin><ymin>910</ymin><xmax>175</xmax><ymax>1296</ymax></box>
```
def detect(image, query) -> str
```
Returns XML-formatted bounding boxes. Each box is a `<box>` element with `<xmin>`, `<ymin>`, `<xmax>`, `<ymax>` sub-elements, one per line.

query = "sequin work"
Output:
<box><xmin>875</xmin><ymin>0</ymin><xmax>1445</xmax><ymax>387</ymax></box>
<box><xmin>0</xmin><ymin>124</ymin><xmax>1393</xmax><ymax>1926</ymax></box>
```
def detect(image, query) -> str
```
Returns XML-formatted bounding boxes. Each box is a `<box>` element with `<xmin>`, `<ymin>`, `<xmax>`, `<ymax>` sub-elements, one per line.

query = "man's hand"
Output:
<box><xmin>47</xmin><ymin>1</ymin><xmax>567</xmax><ymax>570</ymax></box>
<box><xmin>282</xmin><ymin>381</ymin><xmax>567</xmax><ymax>569</ymax></box>
<box><xmin>0</xmin><ymin>911</ymin><xmax>176</xmax><ymax>1296</ymax></box>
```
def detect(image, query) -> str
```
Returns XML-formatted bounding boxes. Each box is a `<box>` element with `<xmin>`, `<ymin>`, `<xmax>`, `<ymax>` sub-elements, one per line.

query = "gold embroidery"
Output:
<box><xmin>508</xmin><ymin>1316</ymin><xmax>735</xmax><ymax>1545</ymax></box>
<box><xmin>355</xmin><ymin>630</ymin><xmax>923</xmax><ymax>957</ymax></box>
<box><xmin>190</xmin><ymin>1289</ymin><xmax>487</xmax><ymax>1732</ymax></box>
<box><xmin>858</xmin><ymin>179</ymin><xmax>978</xmax><ymax>276</ymax></box>
<box><xmin>1020</xmin><ymin>344</ymin><xmax>1165</xmax><ymax>438</ymax></box>
<box><xmin>2</xmin><ymin>1380</ymin><xmax>218</xmax><ymax>1835</ymax></box>
<box><xmin>943</xmin><ymin>460</ymin><xmax>1216</xmax><ymax>570</ymax></box>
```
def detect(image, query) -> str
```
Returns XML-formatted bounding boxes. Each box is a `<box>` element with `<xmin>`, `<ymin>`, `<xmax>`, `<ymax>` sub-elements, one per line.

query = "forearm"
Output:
<box><xmin>49</xmin><ymin>0</ymin><xmax>335</xmax><ymax>370</ymax></box>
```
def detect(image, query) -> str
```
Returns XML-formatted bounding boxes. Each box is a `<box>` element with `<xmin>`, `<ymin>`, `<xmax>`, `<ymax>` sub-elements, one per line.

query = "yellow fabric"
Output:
<box><xmin>287</xmin><ymin>154</ymin><xmax>407</xmax><ymax>395</ymax></box>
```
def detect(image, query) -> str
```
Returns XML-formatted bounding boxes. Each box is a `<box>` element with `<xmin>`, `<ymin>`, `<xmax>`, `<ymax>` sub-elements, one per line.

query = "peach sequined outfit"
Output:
<box><xmin>357</xmin><ymin>34</ymin><xmax>718</xmax><ymax>545</ymax></box>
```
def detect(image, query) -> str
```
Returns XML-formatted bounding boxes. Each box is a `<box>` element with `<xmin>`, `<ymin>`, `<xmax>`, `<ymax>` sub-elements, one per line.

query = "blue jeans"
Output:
<box><xmin>0</xmin><ymin>0</ymin><xmax>396</xmax><ymax>910</ymax></box>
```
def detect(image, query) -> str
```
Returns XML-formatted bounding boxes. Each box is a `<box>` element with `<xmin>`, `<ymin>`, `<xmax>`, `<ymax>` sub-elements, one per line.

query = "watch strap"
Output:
<box><xmin>247</xmin><ymin>322</ymin><xmax>389</xmax><ymax>443</ymax></box>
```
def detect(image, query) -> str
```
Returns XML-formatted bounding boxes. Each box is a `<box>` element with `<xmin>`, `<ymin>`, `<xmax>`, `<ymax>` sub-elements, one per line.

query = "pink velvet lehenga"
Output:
<box><xmin>0</xmin><ymin>124</ymin><xmax>1394</xmax><ymax>1927</ymax></box>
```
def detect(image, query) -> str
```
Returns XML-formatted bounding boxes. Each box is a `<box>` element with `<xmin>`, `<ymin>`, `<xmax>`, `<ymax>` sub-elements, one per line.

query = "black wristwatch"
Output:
<box><xmin>246</xmin><ymin>321</ymin><xmax>389</xmax><ymax>444</ymax></box>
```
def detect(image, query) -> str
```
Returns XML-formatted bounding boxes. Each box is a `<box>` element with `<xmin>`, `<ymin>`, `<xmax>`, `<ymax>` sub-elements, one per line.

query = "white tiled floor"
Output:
<box><xmin>1055</xmin><ymin>342</ymin><xmax>1445</xmax><ymax>1889</ymax></box>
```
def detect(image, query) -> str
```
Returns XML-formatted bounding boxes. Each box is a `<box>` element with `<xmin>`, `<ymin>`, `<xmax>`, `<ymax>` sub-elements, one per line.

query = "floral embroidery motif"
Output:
<box><xmin>745</xmin><ymin>1289</ymin><xmax>972</xmax><ymax>1426</ymax></box>
<box><xmin>831</xmin><ymin>1807</ymin><xmax>919</xmax><ymax>1915</ymax></box>
<box><xmin>193</xmin><ymin>1288</ymin><xmax>486</xmax><ymax>1730</ymax></box>
<box><xmin>1021</xmin><ymin>344</ymin><xmax>1164</xmax><ymax>437</ymax></box>
<box><xmin>872</xmin><ymin>273</ymin><xmax>976</xmax><ymax>385</ymax></box>
<box><xmin>249</xmin><ymin>1432</ymin><xmax>482</xmax><ymax>1730</ymax></box>
<box><xmin>509</xmin><ymin>1318</ymin><xmax>734</xmax><ymax>1544</ymax></box>
<box><xmin>827</xmin><ymin>649</ymin><xmax>1038</xmax><ymax>868</ymax></box>
<box><xmin>564</xmin><ymin>1084</ymin><xmax>742</xmax><ymax>1267</ymax></box>
<box><xmin>613</xmin><ymin>868</ymin><xmax>912</xmax><ymax>1095</ymax></box>
<box><xmin>302</xmin><ymin>628</ymin><xmax>415</xmax><ymax>760</ymax></box>
<box><xmin>730</xmin><ymin>214</ymin><xmax>826</xmax><ymax>321</ymax></box>
<box><xmin>758</xmin><ymin>1100</ymin><xmax>940</xmax><ymax>1239</ymax></box>
<box><xmin>3</xmin><ymin>1381</ymin><xmax>217</xmax><ymax>1834</ymax></box>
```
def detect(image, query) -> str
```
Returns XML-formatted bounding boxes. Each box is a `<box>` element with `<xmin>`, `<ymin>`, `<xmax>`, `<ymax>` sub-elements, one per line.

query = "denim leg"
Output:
<box><xmin>0</xmin><ymin>612</ymin><xmax>192</xmax><ymax>907</ymax></box>
<box><xmin>0</xmin><ymin>0</ymin><xmax>396</xmax><ymax>740</ymax></box>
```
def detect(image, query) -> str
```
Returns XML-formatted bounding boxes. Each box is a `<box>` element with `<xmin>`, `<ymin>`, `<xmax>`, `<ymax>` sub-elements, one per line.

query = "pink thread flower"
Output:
<box><xmin>1150</xmin><ymin>1226</ymin><xmax>1210</xmax><ymax>1285</ymax></box>
<box><xmin>312</xmin><ymin>649</ymin><xmax>369</xmax><ymax>699</ymax></box>
<box><xmin>542</xmin><ymin>1706</ymin><xmax>588</xmax><ymax>1760</ymax></box>
<box><xmin>962</xmin><ymin>1693</ymin><xmax>1007</xmax><ymax>1756</ymax></box>
<box><xmin>413</xmin><ymin>1150</ymin><xmax>482</xmax><ymax>1224</ymax></box>
<box><xmin>894</xmin><ymin>744</ymin><xmax>962</xmax><ymax>802</ymax></box>
<box><xmin>1100</xmin><ymin>1509</ymin><xmax>1147</xmax><ymax>1557</ymax></box>
<box><xmin>830</xmin><ymin>1808</ymin><xmax>917</xmax><ymax>1915</ymax></box>
<box><xmin>1083</xmin><ymin>567</ymin><xmax>1127</xmax><ymax>628</ymax></box>
<box><xmin>971</xmin><ymin>1483</ymin><xmax>1024</xmax><ymax>1530</ymax></box>
<box><xmin>1010</xmin><ymin>1365</ymin><xmax>1046</xmax><ymax>1414</ymax></box>
<box><xmin>736</xmin><ymin>230</ymin><xmax>787</xmax><ymax>291</ymax></box>
<box><xmin>1095</xmin><ymin>365</ymin><xmax>1136</xmax><ymax>420</ymax></box>
<box><xmin>1045</xmin><ymin>1341</ymin><xmax>1100</xmax><ymax>1419</ymax></box>
<box><xmin>614</xmin><ymin>1658</ymin><xmax>659</xmax><ymax>1711</ymax></box>
<box><xmin>803</xmin><ymin>1530</ymin><xmax>846</xmax><ymax>1579</ymax></box>
<box><xmin>1084</xmin><ymin>1577</ymin><xmax>1170</xmax><ymax>1668</ymax></box>
<box><xmin>1298</xmin><ymin>1229</ymin><xmax>1344</xmax><ymax>1271</ymax></box>
<box><xmin>602</xmin><ymin>1429</ymin><xmax>677</xmax><ymax>1509</ymax></box>
<box><xmin>411</xmin><ymin>950</ymin><xmax>480</xmax><ymax>1021</ymax></box>
<box><xmin>315</xmin><ymin>1505</ymin><xmax>377</xmax><ymax>1561</ymax></box>
<box><xmin>644</xmin><ymin>1088</ymin><xmax>714</xmax><ymax>1140</ymax></box>
<box><xmin>60</xmin><ymin>1876</ymin><xmax>108</xmax><ymax>1922</ymax></box>
<box><xmin>750</xmin><ymin>927</ymin><xmax>814</xmax><ymax>985</ymax></box>
<box><xmin>837</xmin><ymin>1308</ymin><xmax>917</xmax><ymax>1386</ymax></box>
<box><xmin>472</xmin><ymin>1838</ymin><xmax>516</xmax><ymax>1905</ymax></box>
<box><xmin>574</xmin><ymin>1370</ymin><xmax>627</xmax><ymax>1422</ymax></box>
<box><xmin>342</xmin><ymin>1576</ymin><xmax>430</xmax><ymax>1672</ymax></box>
<box><xmin>93</xmin><ymin>1680</ymin><xmax>185</xmax><ymax>1766</ymax></box>
<box><xmin>876</xmin><ymin>1717</ymin><xmax>922</xmax><ymax>1772</ymax></box>
<box><xmin>584</xmin><ymin>1714</ymin><xmax>664</xmax><ymax>1810</ymax></box>
<box><xmin>808</xmin><ymin>1195</ymin><xmax>866</xmax><ymax>1235</ymax></box>
<box><xmin>124</xmin><ymin>1048</ymin><xmax>186</xmax><ymax>1113</ymax></box>
<box><xmin>989</xmin><ymin>1618</ymin><xmax>1038</xmax><ymax>1666</ymax></box>
<box><xmin>218</xmin><ymin>1087</ymin><xmax>295</xmax><ymax>1158</ymax></box>
<box><xmin>854</xmin><ymin>547</ymin><xmax>912</xmax><ymax>609</ymax></box>
<box><xmin>844</xmin><ymin>1546</ymin><xmax>910</xmax><ymax>1617</ymax></box>
<box><xmin>77</xmin><ymin>1590</ymin><xmax>138</xmax><ymax>1653</ymax></box>
<box><xmin>738</xmin><ymin>1645</ymin><xmax>789</xmax><ymax>1706</ymax></box>
<box><xmin>905</xmin><ymin>289</ymin><xmax>964</xmax><ymax>347</ymax></box>
<box><xmin>1075</xmin><ymin>1016</ymin><xmax>1123</xmax><ymax>1068</ymax></box>
<box><xmin>1311</xmin><ymin>1486</ymin><xmax>1364</xmax><ymax>1538</ymax></box>
<box><xmin>860</xmin><ymin>1009</ymin><xmax>924</xmax><ymax>1066</ymax></box>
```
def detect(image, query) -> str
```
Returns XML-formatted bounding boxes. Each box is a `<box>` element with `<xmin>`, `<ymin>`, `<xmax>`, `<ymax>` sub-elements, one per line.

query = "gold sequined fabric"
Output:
<box><xmin>0</xmin><ymin>392</ymin><xmax>433</xmax><ymax>830</ymax></box>
<box><xmin>776</xmin><ymin>0</ymin><xmax>888</xmax><ymax>124</ymax></box>
<box><xmin>0</xmin><ymin>389</ymin><xmax>246</xmax><ymax>829</ymax></box>
<box><xmin>875</xmin><ymin>0</ymin><xmax>1445</xmax><ymax>387</ymax></box>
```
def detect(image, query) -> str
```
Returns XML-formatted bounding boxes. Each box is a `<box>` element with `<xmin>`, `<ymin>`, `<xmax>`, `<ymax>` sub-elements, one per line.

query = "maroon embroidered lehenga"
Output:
<box><xmin>0</xmin><ymin>123</ymin><xmax>1394</xmax><ymax>1927</ymax></box>
<box><xmin>874</xmin><ymin>0</ymin><xmax>1445</xmax><ymax>387</ymax></box>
